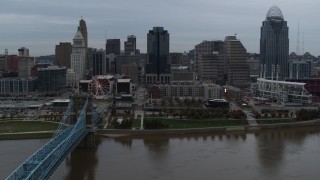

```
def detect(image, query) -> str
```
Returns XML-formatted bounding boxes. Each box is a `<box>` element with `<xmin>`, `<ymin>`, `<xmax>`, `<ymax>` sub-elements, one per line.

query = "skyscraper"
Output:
<box><xmin>55</xmin><ymin>42</ymin><xmax>72</xmax><ymax>68</ymax></box>
<box><xmin>260</xmin><ymin>6</ymin><xmax>289</xmax><ymax>80</ymax></box>
<box><xmin>146</xmin><ymin>27</ymin><xmax>170</xmax><ymax>84</ymax></box>
<box><xmin>70</xmin><ymin>29</ymin><xmax>86</xmax><ymax>81</ymax></box>
<box><xmin>124</xmin><ymin>35</ymin><xmax>136</xmax><ymax>55</ymax></box>
<box><xmin>106</xmin><ymin>39</ymin><xmax>121</xmax><ymax>55</ymax></box>
<box><xmin>79</xmin><ymin>18</ymin><xmax>88</xmax><ymax>48</ymax></box>
<box><xmin>224</xmin><ymin>36</ymin><xmax>250</xmax><ymax>88</ymax></box>
<box><xmin>194</xmin><ymin>40</ymin><xmax>224</xmax><ymax>81</ymax></box>
<box><xmin>92</xmin><ymin>49</ymin><xmax>106</xmax><ymax>76</ymax></box>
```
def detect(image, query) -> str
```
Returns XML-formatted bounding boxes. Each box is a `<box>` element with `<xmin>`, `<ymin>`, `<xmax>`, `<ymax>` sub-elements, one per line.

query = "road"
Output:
<box><xmin>230</xmin><ymin>101</ymin><xmax>257</xmax><ymax>126</ymax></box>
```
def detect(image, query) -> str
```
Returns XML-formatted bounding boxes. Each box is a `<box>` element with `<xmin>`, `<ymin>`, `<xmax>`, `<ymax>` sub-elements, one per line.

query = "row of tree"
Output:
<box><xmin>155</xmin><ymin>97</ymin><xmax>203</xmax><ymax>107</ymax></box>
<box><xmin>254</xmin><ymin>109</ymin><xmax>320</xmax><ymax>120</ymax></box>
<box><xmin>295</xmin><ymin>109</ymin><xmax>320</xmax><ymax>120</ymax></box>
<box><xmin>156</xmin><ymin>108</ymin><xmax>246</xmax><ymax>119</ymax></box>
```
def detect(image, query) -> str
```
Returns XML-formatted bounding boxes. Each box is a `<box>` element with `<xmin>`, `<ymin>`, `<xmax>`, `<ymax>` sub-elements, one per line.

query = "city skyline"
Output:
<box><xmin>1</xmin><ymin>0</ymin><xmax>320</xmax><ymax>56</ymax></box>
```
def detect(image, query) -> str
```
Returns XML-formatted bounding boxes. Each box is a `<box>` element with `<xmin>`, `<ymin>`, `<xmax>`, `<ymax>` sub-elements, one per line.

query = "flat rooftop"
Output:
<box><xmin>51</xmin><ymin>99</ymin><xmax>70</xmax><ymax>103</ymax></box>
<box><xmin>117</xmin><ymin>79</ymin><xmax>131</xmax><ymax>83</ymax></box>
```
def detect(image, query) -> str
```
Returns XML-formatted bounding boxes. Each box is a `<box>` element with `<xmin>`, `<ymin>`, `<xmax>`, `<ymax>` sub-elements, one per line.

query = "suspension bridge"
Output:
<box><xmin>6</xmin><ymin>96</ymin><xmax>103</xmax><ymax>180</ymax></box>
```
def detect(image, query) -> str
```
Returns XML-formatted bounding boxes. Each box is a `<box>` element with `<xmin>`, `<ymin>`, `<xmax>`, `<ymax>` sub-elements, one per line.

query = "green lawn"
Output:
<box><xmin>0</xmin><ymin>121</ymin><xmax>59</xmax><ymax>133</ymax></box>
<box><xmin>144</xmin><ymin>117</ymin><xmax>248</xmax><ymax>129</ymax></box>
<box><xmin>132</xmin><ymin>119</ymin><xmax>141</xmax><ymax>128</ymax></box>
<box><xmin>0</xmin><ymin>132</ymin><xmax>54</xmax><ymax>140</ymax></box>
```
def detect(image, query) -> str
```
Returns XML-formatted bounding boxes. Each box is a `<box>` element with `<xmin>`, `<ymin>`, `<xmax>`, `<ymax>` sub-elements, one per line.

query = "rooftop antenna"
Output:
<box><xmin>296</xmin><ymin>21</ymin><xmax>301</xmax><ymax>56</ymax></box>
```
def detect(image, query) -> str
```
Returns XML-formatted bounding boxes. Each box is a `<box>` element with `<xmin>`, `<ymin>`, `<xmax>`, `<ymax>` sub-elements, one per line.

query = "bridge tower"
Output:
<box><xmin>71</xmin><ymin>94</ymin><xmax>96</xmax><ymax>148</ymax></box>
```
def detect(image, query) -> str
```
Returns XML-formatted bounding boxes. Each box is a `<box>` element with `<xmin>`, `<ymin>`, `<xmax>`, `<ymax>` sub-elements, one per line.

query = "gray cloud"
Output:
<box><xmin>0</xmin><ymin>0</ymin><xmax>319</xmax><ymax>56</ymax></box>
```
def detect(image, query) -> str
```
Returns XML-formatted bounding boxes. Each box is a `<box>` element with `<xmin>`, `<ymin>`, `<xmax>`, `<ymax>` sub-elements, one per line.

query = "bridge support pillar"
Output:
<box><xmin>78</xmin><ymin>130</ymin><xmax>96</xmax><ymax>148</ymax></box>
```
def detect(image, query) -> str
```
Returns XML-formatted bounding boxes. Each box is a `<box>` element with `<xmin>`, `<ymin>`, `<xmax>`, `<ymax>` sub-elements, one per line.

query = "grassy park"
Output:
<box><xmin>0</xmin><ymin>121</ymin><xmax>59</xmax><ymax>139</ymax></box>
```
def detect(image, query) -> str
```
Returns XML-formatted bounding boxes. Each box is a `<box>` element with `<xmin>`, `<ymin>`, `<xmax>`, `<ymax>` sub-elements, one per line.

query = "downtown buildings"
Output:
<box><xmin>2</xmin><ymin>8</ymin><xmax>316</xmax><ymax>104</ymax></box>
<box><xmin>253</xmin><ymin>6</ymin><xmax>313</xmax><ymax>105</ymax></box>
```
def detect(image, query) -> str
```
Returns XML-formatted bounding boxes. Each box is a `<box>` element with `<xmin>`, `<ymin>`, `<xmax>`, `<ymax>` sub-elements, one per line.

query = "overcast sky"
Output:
<box><xmin>1</xmin><ymin>0</ymin><xmax>319</xmax><ymax>56</ymax></box>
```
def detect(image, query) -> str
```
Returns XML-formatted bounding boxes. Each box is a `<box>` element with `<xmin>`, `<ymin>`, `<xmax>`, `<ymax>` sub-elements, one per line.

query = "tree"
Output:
<box><xmin>255</xmin><ymin>112</ymin><xmax>261</xmax><ymax>119</ymax></box>
<box><xmin>111</xmin><ymin>109</ymin><xmax>116</xmax><ymax>116</ymax></box>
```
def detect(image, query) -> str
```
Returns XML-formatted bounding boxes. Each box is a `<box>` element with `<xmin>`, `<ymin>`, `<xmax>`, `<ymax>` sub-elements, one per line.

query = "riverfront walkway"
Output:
<box><xmin>244</xmin><ymin>110</ymin><xmax>257</xmax><ymax>125</ymax></box>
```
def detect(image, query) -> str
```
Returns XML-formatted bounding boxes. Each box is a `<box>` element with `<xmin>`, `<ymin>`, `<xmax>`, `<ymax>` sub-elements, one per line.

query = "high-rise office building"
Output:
<box><xmin>224</xmin><ymin>36</ymin><xmax>250</xmax><ymax>88</ymax></box>
<box><xmin>115</xmin><ymin>55</ymin><xmax>140</xmax><ymax>74</ymax></box>
<box><xmin>194</xmin><ymin>41</ymin><xmax>224</xmax><ymax>80</ymax></box>
<box><xmin>55</xmin><ymin>42</ymin><xmax>72</xmax><ymax>68</ymax></box>
<box><xmin>198</xmin><ymin>53</ymin><xmax>224</xmax><ymax>82</ymax></box>
<box><xmin>121</xmin><ymin>63</ymin><xmax>139</xmax><ymax>83</ymax></box>
<box><xmin>124</xmin><ymin>35</ymin><xmax>136</xmax><ymax>55</ymax></box>
<box><xmin>260</xmin><ymin>6</ymin><xmax>289</xmax><ymax>80</ymax></box>
<box><xmin>70</xmin><ymin>29</ymin><xmax>86</xmax><ymax>81</ymax></box>
<box><xmin>146</xmin><ymin>27</ymin><xmax>170</xmax><ymax>84</ymax></box>
<box><xmin>37</xmin><ymin>66</ymin><xmax>67</xmax><ymax>92</ymax></box>
<box><xmin>106</xmin><ymin>39</ymin><xmax>121</xmax><ymax>55</ymax></box>
<box><xmin>92</xmin><ymin>49</ymin><xmax>106</xmax><ymax>76</ymax></box>
<box><xmin>194</xmin><ymin>41</ymin><xmax>225</xmax><ymax>80</ymax></box>
<box><xmin>79</xmin><ymin>18</ymin><xmax>88</xmax><ymax>48</ymax></box>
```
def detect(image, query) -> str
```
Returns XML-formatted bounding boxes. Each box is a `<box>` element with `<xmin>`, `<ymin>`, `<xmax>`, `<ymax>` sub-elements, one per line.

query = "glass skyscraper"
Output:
<box><xmin>146</xmin><ymin>27</ymin><xmax>170</xmax><ymax>84</ymax></box>
<box><xmin>260</xmin><ymin>6</ymin><xmax>289</xmax><ymax>80</ymax></box>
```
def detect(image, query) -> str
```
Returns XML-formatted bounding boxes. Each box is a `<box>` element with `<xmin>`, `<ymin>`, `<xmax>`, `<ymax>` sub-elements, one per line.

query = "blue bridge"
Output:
<box><xmin>6</xmin><ymin>97</ymin><xmax>102</xmax><ymax>180</ymax></box>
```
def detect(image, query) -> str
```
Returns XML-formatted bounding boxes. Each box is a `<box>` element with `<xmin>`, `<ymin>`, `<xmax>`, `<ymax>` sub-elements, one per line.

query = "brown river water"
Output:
<box><xmin>1</xmin><ymin>127</ymin><xmax>320</xmax><ymax>180</ymax></box>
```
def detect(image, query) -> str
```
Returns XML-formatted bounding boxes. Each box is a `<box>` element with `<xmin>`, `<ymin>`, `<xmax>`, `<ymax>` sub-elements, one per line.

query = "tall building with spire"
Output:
<box><xmin>71</xmin><ymin>29</ymin><xmax>86</xmax><ymax>81</ymax></box>
<box><xmin>260</xmin><ymin>6</ymin><xmax>289</xmax><ymax>80</ymax></box>
<box><xmin>79</xmin><ymin>18</ymin><xmax>88</xmax><ymax>48</ymax></box>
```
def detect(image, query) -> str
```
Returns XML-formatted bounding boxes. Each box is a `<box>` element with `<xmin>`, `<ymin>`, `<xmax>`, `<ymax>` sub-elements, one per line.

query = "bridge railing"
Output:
<box><xmin>5</xmin><ymin>125</ymin><xmax>73</xmax><ymax>180</ymax></box>
<box><xmin>6</xmin><ymin>99</ymin><xmax>89</xmax><ymax>180</ymax></box>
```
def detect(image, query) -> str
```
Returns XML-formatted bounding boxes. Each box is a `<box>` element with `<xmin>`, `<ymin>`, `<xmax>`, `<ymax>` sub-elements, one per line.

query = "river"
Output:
<box><xmin>1</xmin><ymin>127</ymin><xmax>320</xmax><ymax>180</ymax></box>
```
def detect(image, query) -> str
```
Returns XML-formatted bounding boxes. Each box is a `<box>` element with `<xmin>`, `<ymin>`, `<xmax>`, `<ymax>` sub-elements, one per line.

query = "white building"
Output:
<box><xmin>253</xmin><ymin>78</ymin><xmax>312</xmax><ymax>105</ymax></box>
<box><xmin>71</xmin><ymin>29</ymin><xmax>86</xmax><ymax>81</ymax></box>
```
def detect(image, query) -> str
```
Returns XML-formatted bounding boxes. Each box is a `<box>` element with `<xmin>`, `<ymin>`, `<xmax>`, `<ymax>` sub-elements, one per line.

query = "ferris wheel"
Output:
<box><xmin>89</xmin><ymin>75</ymin><xmax>113</xmax><ymax>97</ymax></box>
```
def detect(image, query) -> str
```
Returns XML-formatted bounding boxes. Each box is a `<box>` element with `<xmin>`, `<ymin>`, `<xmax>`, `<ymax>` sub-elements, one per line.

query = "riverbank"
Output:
<box><xmin>98</xmin><ymin>119</ymin><xmax>320</xmax><ymax>137</ymax></box>
<box><xmin>0</xmin><ymin>120</ymin><xmax>58</xmax><ymax>140</ymax></box>
<box><xmin>1</xmin><ymin>119</ymin><xmax>320</xmax><ymax>140</ymax></box>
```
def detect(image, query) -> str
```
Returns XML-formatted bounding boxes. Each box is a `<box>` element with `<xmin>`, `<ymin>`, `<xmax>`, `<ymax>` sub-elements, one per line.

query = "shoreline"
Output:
<box><xmin>99</xmin><ymin>119</ymin><xmax>320</xmax><ymax>137</ymax></box>
<box><xmin>1</xmin><ymin>119</ymin><xmax>320</xmax><ymax>140</ymax></box>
